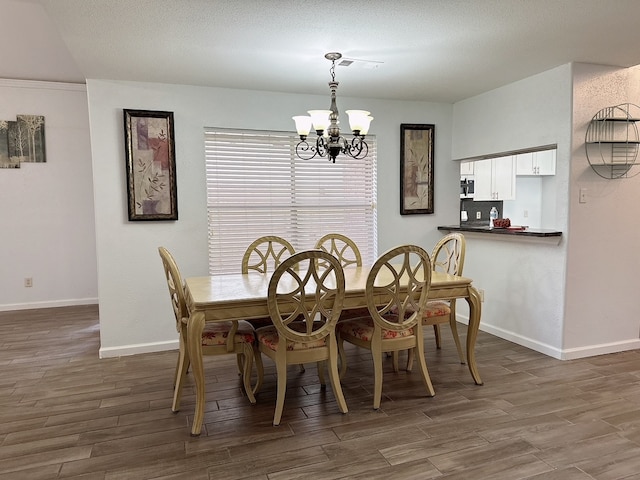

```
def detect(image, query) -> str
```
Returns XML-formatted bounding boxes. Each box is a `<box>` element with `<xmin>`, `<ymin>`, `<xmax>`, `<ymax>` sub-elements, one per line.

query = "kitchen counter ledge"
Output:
<box><xmin>438</xmin><ymin>225</ymin><xmax>562</xmax><ymax>241</ymax></box>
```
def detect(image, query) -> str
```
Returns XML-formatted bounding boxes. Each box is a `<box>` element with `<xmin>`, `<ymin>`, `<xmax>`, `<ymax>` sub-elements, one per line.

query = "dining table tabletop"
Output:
<box><xmin>183</xmin><ymin>266</ymin><xmax>482</xmax><ymax>436</ymax></box>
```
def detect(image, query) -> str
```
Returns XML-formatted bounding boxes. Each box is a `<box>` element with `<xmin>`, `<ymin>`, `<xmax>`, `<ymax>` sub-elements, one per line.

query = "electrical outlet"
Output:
<box><xmin>478</xmin><ymin>288</ymin><xmax>484</xmax><ymax>302</ymax></box>
<box><xmin>476</xmin><ymin>211</ymin><xmax>482</xmax><ymax>219</ymax></box>
<box><xmin>523</xmin><ymin>210</ymin><xmax>528</xmax><ymax>218</ymax></box>
<box><xmin>24</xmin><ymin>277</ymin><xmax>33</xmax><ymax>288</ymax></box>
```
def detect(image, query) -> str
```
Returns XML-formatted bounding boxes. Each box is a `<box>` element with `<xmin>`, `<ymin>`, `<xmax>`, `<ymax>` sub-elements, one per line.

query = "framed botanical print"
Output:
<box><xmin>124</xmin><ymin>109</ymin><xmax>178</xmax><ymax>221</ymax></box>
<box><xmin>400</xmin><ymin>123</ymin><xmax>434</xmax><ymax>215</ymax></box>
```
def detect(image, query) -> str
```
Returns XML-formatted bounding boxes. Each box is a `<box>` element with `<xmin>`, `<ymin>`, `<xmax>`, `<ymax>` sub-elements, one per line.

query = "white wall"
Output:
<box><xmin>452</xmin><ymin>64</ymin><xmax>572</xmax><ymax>357</ymax></box>
<box><xmin>0</xmin><ymin>79</ymin><xmax>97</xmax><ymax>311</ymax></box>
<box><xmin>563</xmin><ymin>63</ymin><xmax>640</xmax><ymax>356</ymax></box>
<box><xmin>86</xmin><ymin>80</ymin><xmax>456</xmax><ymax>356</ymax></box>
<box><xmin>503</xmin><ymin>176</ymin><xmax>545</xmax><ymax>228</ymax></box>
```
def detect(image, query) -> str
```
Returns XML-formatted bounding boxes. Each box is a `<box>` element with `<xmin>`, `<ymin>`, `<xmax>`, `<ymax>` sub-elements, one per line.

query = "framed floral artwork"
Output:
<box><xmin>400</xmin><ymin>123</ymin><xmax>434</xmax><ymax>215</ymax></box>
<box><xmin>124</xmin><ymin>109</ymin><xmax>178</xmax><ymax>221</ymax></box>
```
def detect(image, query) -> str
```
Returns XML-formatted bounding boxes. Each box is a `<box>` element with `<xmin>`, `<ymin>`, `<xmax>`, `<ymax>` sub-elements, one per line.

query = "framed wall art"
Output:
<box><xmin>124</xmin><ymin>109</ymin><xmax>178</xmax><ymax>221</ymax></box>
<box><xmin>400</xmin><ymin>123</ymin><xmax>434</xmax><ymax>215</ymax></box>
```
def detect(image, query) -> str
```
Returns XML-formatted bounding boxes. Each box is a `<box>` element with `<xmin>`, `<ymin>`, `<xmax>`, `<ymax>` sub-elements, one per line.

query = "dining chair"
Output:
<box><xmin>242</xmin><ymin>235</ymin><xmax>295</xmax><ymax>274</ymax></box>
<box><xmin>256</xmin><ymin>249</ymin><xmax>349</xmax><ymax>426</ymax></box>
<box><xmin>158</xmin><ymin>247</ymin><xmax>262</xmax><ymax>414</ymax></box>
<box><xmin>240</xmin><ymin>235</ymin><xmax>296</xmax><ymax>331</ymax></box>
<box><xmin>336</xmin><ymin>244</ymin><xmax>435</xmax><ymax>409</ymax></box>
<box><xmin>403</xmin><ymin>232</ymin><xmax>467</xmax><ymax>371</ymax></box>
<box><xmin>314</xmin><ymin>233</ymin><xmax>362</xmax><ymax>268</ymax></box>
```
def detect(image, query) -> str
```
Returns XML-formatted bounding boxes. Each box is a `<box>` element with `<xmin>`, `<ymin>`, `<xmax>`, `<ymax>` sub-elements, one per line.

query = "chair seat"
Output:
<box><xmin>202</xmin><ymin>320</ymin><xmax>256</xmax><ymax>346</ymax></box>
<box><xmin>257</xmin><ymin>324</ymin><xmax>327</xmax><ymax>351</ymax></box>
<box><xmin>336</xmin><ymin>317</ymin><xmax>414</xmax><ymax>342</ymax></box>
<box><xmin>423</xmin><ymin>301</ymin><xmax>451</xmax><ymax>318</ymax></box>
<box><xmin>389</xmin><ymin>301</ymin><xmax>451</xmax><ymax>320</ymax></box>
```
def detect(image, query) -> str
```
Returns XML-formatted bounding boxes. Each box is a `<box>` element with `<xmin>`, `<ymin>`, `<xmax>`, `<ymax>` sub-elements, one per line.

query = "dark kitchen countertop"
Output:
<box><xmin>438</xmin><ymin>224</ymin><xmax>562</xmax><ymax>238</ymax></box>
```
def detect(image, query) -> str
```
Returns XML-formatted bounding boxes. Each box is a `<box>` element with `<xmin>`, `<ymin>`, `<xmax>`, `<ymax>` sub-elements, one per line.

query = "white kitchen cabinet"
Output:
<box><xmin>459</xmin><ymin>161</ymin><xmax>474</xmax><ymax>175</ymax></box>
<box><xmin>473</xmin><ymin>155</ymin><xmax>516</xmax><ymax>200</ymax></box>
<box><xmin>516</xmin><ymin>149</ymin><xmax>556</xmax><ymax>175</ymax></box>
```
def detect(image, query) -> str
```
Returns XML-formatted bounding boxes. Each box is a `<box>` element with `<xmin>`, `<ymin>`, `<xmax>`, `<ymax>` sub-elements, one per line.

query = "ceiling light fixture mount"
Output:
<box><xmin>292</xmin><ymin>52</ymin><xmax>373</xmax><ymax>163</ymax></box>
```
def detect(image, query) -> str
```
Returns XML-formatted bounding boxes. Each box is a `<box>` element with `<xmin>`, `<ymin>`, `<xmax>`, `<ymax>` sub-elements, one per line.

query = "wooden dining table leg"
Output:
<box><xmin>465</xmin><ymin>286</ymin><xmax>484</xmax><ymax>385</ymax></box>
<box><xmin>187</xmin><ymin>310</ymin><xmax>206</xmax><ymax>436</ymax></box>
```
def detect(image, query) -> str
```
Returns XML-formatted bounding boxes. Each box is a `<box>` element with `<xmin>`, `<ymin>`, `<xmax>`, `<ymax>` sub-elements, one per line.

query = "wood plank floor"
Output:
<box><xmin>3</xmin><ymin>305</ymin><xmax>640</xmax><ymax>479</ymax></box>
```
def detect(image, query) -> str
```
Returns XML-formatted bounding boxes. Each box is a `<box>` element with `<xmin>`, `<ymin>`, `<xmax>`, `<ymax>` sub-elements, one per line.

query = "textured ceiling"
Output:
<box><xmin>5</xmin><ymin>0</ymin><xmax>640</xmax><ymax>102</ymax></box>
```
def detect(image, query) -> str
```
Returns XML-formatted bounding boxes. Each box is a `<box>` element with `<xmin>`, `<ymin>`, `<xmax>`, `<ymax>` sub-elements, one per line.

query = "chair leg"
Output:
<box><xmin>449</xmin><ymin>316</ymin><xmax>466</xmax><ymax>364</ymax></box>
<box><xmin>391</xmin><ymin>351</ymin><xmax>400</xmax><ymax>373</ymax></box>
<box><xmin>317</xmin><ymin>360</ymin><xmax>326</xmax><ymax>387</ymax></box>
<box><xmin>414</xmin><ymin>335</ymin><xmax>435</xmax><ymax>397</ymax></box>
<box><xmin>406</xmin><ymin>347</ymin><xmax>415</xmax><ymax>372</ymax></box>
<box><xmin>327</xmin><ymin>336</ymin><xmax>348</xmax><ymax>414</ymax></box>
<box><xmin>252</xmin><ymin>344</ymin><xmax>264</xmax><ymax>395</ymax></box>
<box><xmin>372</xmin><ymin>338</ymin><xmax>384</xmax><ymax>409</ymax></box>
<box><xmin>241</xmin><ymin>345</ymin><xmax>256</xmax><ymax>404</ymax></box>
<box><xmin>434</xmin><ymin>324</ymin><xmax>442</xmax><ymax>349</ymax></box>
<box><xmin>337</xmin><ymin>334</ymin><xmax>348</xmax><ymax>379</ymax></box>
<box><xmin>172</xmin><ymin>336</ymin><xmax>190</xmax><ymax>412</ymax></box>
<box><xmin>273</xmin><ymin>352</ymin><xmax>288</xmax><ymax>426</ymax></box>
<box><xmin>236</xmin><ymin>353</ymin><xmax>244</xmax><ymax>375</ymax></box>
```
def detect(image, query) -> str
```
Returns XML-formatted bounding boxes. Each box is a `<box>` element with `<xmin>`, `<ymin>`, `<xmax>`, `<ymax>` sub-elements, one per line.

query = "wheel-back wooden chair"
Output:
<box><xmin>158</xmin><ymin>247</ymin><xmax>262</xmax><ymax>416</ymax></box>
<box><xmin>242</xmin><ymin>235</ymin><xmax>295</xmax><ymax>274</ymax></box>
<box><xmin>255</xmin><ymin>249</ymin><xmax>349</xmax><ymax>426</ymax></box>
<box><xmin>315</xmin><ymin>233</ymin><xmax>366</xmax><ymax>321</ymax></box>
<box><xmin>241</xmin><ymin>235</ymin><xmax>296</xmax><ymax>330</ymax></box>
<box><xmin>404</xmin><ymin>233</ymin><xmax>467</xmax><ymax>371</ymax></box>
<box><xmin>314</xmin><ymin>233</ymin><xmax>362</xmax><ymax>268</ymax></box>
<box><xmin>336</xmin><ymin>244</ymin><xmax>435</xmax><ymax>409</ymax></box>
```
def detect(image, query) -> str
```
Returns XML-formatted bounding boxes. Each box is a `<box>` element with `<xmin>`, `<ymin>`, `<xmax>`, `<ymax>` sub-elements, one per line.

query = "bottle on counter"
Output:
<box><xmin>489</xmin><ymin>206</ymin><xmax>498</xmax><ymax>228</ymax></box>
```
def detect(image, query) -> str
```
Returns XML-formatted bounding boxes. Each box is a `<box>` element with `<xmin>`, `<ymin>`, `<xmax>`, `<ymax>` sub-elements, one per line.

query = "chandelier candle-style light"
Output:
<box><xmin>292</xmin><ymin>52</ymin><xmax>373</xmax><ymax>163</ymax></box>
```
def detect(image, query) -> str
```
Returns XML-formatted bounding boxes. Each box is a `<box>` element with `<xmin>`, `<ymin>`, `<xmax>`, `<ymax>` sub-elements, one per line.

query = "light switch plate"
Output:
<box><xmin>579</xmin><ymin>188</ymin><xmax>587</xmax><ymax>203</ymax></box>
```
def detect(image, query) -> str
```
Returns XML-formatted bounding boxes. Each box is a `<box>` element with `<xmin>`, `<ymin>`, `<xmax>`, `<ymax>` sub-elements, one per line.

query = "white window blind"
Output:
<box><xmin>205</xmin><ymin>128</ymin><xmax>377</xmax><ymax>274</ymax></box>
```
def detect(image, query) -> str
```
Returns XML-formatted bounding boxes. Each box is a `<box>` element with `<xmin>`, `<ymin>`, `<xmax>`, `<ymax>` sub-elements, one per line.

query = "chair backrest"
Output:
<box><xmin>158</xmin><ymin>247</ymin><xmax>188</xmax><ymax>332</ymax></box>
<box><xmin>314</xmin><ymin>233</ymin><xmax>362</xmax><ymax>268</ymax></box>
<box><xmin>242</xmin><ymin>235</ymin><xmax>295</xmax><ymax>274</ymax></box>
<box><xmin>431</xmin><ymin>233</ymin><xmax>465</xmax><ymax>275</ymax></box>
<box><xmin>366</xmin><ymin>244</ymin><xmax>432</xmax><ymax>332</ymax></box>
<box><xmin>267</xmin><ymin>250</ymin><xmax>345</xmax><ymax>344</ymax></box>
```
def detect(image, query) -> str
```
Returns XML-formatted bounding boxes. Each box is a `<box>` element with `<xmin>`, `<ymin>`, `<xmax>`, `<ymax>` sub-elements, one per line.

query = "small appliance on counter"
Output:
<box><xmin>460</xmin><ymin>178</ymin><xmax>474</xmax><ymax>198</ymax></box>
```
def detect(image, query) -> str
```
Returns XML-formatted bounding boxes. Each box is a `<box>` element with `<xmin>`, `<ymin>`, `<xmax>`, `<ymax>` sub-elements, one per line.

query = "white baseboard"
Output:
<box><xmin>457</xmin><ymin>314</ymin><xmax>640</xmax><ymax>360</ymax></box>
<box><xmin>99</xmin><ymin>340</ymin><xmax>179</xmax><ymax>359</ymax></box>
<box><xmin>0</xmin><ymin>298</ymin><xmax>98</xmax><ymax>312</ymax></box>
<box><xmin>560</xmin><ymin>340</ymin><xmax>640</xmax><ymax>360</ymax></box>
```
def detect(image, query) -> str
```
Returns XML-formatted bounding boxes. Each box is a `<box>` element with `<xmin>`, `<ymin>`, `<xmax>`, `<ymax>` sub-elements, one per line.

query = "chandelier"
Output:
<box><xmin>292</xmin><ymin>52</ymin><xmax>373</xmax><ymax>163</ymax></box>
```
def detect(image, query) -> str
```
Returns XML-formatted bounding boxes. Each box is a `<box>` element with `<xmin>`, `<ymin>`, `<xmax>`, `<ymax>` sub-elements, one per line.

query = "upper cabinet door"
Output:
<box><xmin>460</xmin><ymin>161</ymin><xmax>474</xmax><ymax>175</ymax></box>
<box><xmin>516</xmin><ymin>149</ymin><xmax>556</xmax><ymax>175</ymax></box>
<box><xmin>533</xmin><ymin>149</ymin><xmax>556</xmax><ymax>175</ymax></box>
<box><xmin>473</xmin><ymin>156</ymin><xmax>515</xmax><ymax>200</ymax></box>
<box><xmin>493</xmin><ymin>155</ymin><xmax>516</xmax><ymax>200</ymax></box>
<box><xmin>515</xmin><ymin>152</ymin><xmax>535</xmax><ymax>175</ymax></box>
<box><xmin>473</xmin><ymin>159</ymin><xmax>493</xmax><ymax>200</ymax></box>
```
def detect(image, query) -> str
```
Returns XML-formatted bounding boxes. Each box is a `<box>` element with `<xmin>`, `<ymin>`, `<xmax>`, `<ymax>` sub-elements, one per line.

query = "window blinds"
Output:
<box><xmin>205</xmin><ymin>128</ymin><xmax>377</xmax><ymax>274</ymax></box>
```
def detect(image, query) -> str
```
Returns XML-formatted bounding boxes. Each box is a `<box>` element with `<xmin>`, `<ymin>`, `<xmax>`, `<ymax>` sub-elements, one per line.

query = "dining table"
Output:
<box><xmin>183</xmin><ymin>266</ymin><xmax>483</xmax><ymax>436</ymax></box>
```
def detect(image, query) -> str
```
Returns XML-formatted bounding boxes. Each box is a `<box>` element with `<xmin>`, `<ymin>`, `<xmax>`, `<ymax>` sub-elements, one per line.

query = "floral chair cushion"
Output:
<box><xmin>390</xmin><ymin>301</ymin><xmax>451</xmax><ymax>318</ymax></box>
<box><xmin>201</xmin><ymin>320</ymin><xmax>256</xmax><ymax>346</ymax></box>
<box><xmin>336</xmin><ymin>317</ymin><xmax>414</xmax><ymax>342</ymax></box>
<box><xmin>423</xmin><ymin>301</ymin><xmax>451</xmax><ymax>318</ymax></box>
<box><xmin>256</xmin><ymin>323</ymin><xmax>328</xmax><ymax>351</ymax></box>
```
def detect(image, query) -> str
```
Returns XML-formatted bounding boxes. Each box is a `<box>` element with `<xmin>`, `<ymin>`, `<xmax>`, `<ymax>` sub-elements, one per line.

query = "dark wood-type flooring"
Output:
<box><xmin>3</xmin><ymin>305</ymin><xmax>640</xmax><ymax>479</ymax></box>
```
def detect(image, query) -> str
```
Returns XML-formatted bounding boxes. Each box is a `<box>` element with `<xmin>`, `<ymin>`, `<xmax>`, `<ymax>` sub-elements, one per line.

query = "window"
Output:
<box><xmin>205</xmin><ymin>128</ymin><xmax>377</xmax><ymax>273</ymax></box>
